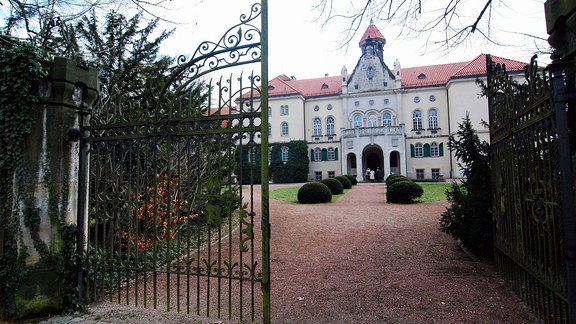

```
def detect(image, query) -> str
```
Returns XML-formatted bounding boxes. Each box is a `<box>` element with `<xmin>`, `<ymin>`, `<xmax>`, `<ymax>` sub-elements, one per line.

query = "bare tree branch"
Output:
<box><xmin>313</xmin><ymin>0</ymin><xmax>545</xmax><ymax>54</ymax></box>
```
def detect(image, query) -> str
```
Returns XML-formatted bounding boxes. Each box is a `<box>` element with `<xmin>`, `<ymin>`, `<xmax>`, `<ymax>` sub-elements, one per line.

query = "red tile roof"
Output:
<box><xmin>264</xmin><ymin>54</ymin><xmax>526</xmax><ymax>98</ymax></box>
<box><xmin>359</xmin><ymin>24</ymin><xmax>386</xmax><ymax>45</ymax></box>
<box><xmin>401</xmin><ymin>62</ymin><xmax>469</xmax><ymax>88</ymax></box>
<box><xmin>453</xmin><ymin>54</ymin><xmax>526</xmax><ymax>78</ymax></box>
<box><xmin>207</xmin><ymin>106</ymin><xmax>234</xmax><ymax>128</ymax></box>
<box><xmin>268</xmin><ymin>75</ymin><xmax>342</xmax><ymax>98</ymax></box>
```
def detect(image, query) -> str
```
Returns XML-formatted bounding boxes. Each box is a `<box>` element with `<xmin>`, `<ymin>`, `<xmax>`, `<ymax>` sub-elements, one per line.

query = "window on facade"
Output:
<box><xmin>281</xmin><ymin>122</ymin><xmax>289</xmax><ymax>136</ymax></box>
<box><xmin>368</xmin><ymin>114</ymin><xmax>378</xmax><ymax>127</ymax></box>
<box><xmin>415</xmin><ymin>143</ymin><xmax>423</xmax><ymax>157</ymax></box>
<box><xmin>314</xmin><ymin>147</ymin><xmax>322</xmax><ymax>161</ymax></box>
<box><xmin>327</xmin><ymin>147</ymin><xmax>335</xmax><ymax>160</ymax></box>
<box><xmin>268</xmin><ymin>148</ymin><xmax>272</xmax><ymax>164</ymax></box>
<box><xmin>314</xmin><ymin>105</ymin><xmax>320</xmax><ymax>111</ymax></box>
<box><xmin>428</xmin><ymin>109</ymin><xmax>438</xmax><ymax>129</ymax></box>
<box><xmin>268</xmin><ymin>106</ymin><xmax>271</xmax><ymax>116</ymax></box>
<box><xmin>268</xmin><ymin>124</ymin><xmax>271</xmax><ymax>137</ymax></box>
<box><xmin>281</xmin><ymin>105</ymin><xmax>289</xmax><ymax>115</ymax></box>
<box><xmin>430</xmin><ymin>142</ymin><xmax>439</xmax><ymax>157</ymax></box>
<box><xmin>416</xmin><ymin>169</ymin><xmax>425</xmax><ymax>180</ymax></box>
<box><xmin>412</xmin><ymin>110</ymin><xmax>423</xmax><ymax>130</ymax></box>
<box><xmin>431</xmin><ymin>168</ymin><xmax>440</xmax><ymax>179</ymax></box>
<box><xmin>326</xmin><ymin>116</ymin><xmax>335</xmax><ymax>135</ymax></box>
<box><xmin>382</xmin><ymin>112</ymin><xmax>392</xmax><ymax>126</ymax></box>
<box><xmin>281</xmin><ymin>146</ymin><xmax>289</xmax><ymax>162</ymax></box>
<box><xmin>353</xmin><ymin>114</ymin><xmax>363</xmax><ymax>128</ymax></box>
<box><xmin>328</xmin><ymin>171</ymin><xmax>335</xmax><ymax>178</ymax></box>
<box><xmin>327</xmin><ymin>104</ymin><xmax>333</xmax><ymax>110</ymax></box>
<box><xmin>313</xmin><ymin>118</ymin><xmax>322</xmax><ymax>136</ymax></box>
<box><xmin>315</xmin><ymin>171</ymin><xmax>322</xmax><ymax>181</ymax></box>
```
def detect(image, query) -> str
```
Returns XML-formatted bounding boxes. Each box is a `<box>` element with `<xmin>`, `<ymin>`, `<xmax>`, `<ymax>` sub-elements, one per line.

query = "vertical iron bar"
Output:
<box><xmin>176</xmin><ymin>139</ymin><xmax>182</xmax><ymax>314</ymax></box>
<box><xmin>153</xmin><ymin>140</ymin><xmax>159</xmax><ymax>309</ymax></box>
<box><xmin>143</xmin><ymin>140</ymin><xmax>150</xmax><ymax>309</ymax></box>
<box><xmin>76</xmin><ymin>111</ymin><xmax>89</xmax><ymax>304</ymax></box>
<box><xmin>166</xmin><ymin>138</ymin><xmax>172</xmax><ymax>312</ymax></box>
<box><xmin>550</xmin><ymin>60</ymin><xmax>576</xmax><ymax>324</ymax></box>
<box><xmin>260</xmin><ymin>0</ymin><xmax>271</xmax><ymax>322</ymax></box>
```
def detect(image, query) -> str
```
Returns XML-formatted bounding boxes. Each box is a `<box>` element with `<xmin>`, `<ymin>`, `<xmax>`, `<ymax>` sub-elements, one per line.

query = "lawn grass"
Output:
<box><xmin>414</xmin><ymin>183</ymin><xmax>452</xmax><ymax>203</ymax></box>
<box><xmin>270</xmin><ymin>182</ymin><xmax>452</xmax><ymax>204</ymax></box>
<box><xmin>270</xmin><ymin>185</ymin><xmax>348</xmax><ymax>203</ymax></box>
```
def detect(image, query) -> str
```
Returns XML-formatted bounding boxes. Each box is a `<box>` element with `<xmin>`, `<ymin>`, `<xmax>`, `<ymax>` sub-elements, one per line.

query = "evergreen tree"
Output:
<box><xmin>439</xmin><ymin>113</ymin><xmax>493</xmax><ymax>258</ymax></box>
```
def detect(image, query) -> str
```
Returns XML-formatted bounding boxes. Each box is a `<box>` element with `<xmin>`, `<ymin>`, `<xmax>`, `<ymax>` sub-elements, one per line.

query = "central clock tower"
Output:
<box><xmin>347</xmin><ymin>20</ymin><xmax>396</xmax><ymax>94</ymax></box>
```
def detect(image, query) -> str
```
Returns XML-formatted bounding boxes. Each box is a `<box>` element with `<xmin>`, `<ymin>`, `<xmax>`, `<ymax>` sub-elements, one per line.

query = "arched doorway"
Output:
<box><xmin>347</xmin><ymin>153</ymin><xmax>357</xmax><ymax>177</ymax></box>
<box><xmin>389</xmin><ymin>151</ymin><xmax>401</xmax><ymax>175</ymax></box>
<box><xmin>362</xmin><ymin>145</ymin><xmax>384</xmax><ymax>181</ymax></box>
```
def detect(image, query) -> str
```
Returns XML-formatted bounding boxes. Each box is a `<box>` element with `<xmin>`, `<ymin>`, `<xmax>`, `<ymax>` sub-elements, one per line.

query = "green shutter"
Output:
<box><xmin>410</xmin><ymin>144</ymin><xmax>415</xmax><ymax>158</ymax></box>
<box><xmin>310</xmin><ymin>149</ymin><xmax>315</xmax><ymax>161</ymax></box>
<box><xmin>424</xmin><ymin>143</ymin><xmax>431</xmax><ymax>157</ymax></box>
<box><xmin>335</xmin><ymin>148</ymin><xmax>338</xmax><ymax>160</ymax></box>
<box><xmin>439</xmin><ymin>143</ymin><xmax>444</xmax><ymax>156</ymax></box>
<box><xmin>322</xmin><ymin>148</ymin><xmax>328</xmax><ymax>161</ymax></box>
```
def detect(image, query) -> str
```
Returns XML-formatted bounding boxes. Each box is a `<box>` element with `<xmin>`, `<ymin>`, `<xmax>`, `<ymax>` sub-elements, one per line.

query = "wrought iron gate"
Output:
<box><xmin>487</xmin><ymin>55</ymin><xmax>576</xmax><ymax>323</ymax></box>
<box><xmin>77</xmin><ymin>2</ymin><xmax>270</xmax><ymax>322</ymax></box>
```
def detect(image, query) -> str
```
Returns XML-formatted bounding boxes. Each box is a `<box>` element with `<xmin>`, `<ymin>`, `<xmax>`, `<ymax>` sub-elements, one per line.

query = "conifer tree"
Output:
<box><xmin>439</xmin><ymin>113</ymin><xmax>493</xmax><ymax>258</ymax></box>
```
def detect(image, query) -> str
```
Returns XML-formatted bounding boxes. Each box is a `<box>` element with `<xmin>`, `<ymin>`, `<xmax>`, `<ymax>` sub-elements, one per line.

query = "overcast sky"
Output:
<box><xmin>157</xmin><ymin>0</ymin><xmax>548</xmax><ymax>80</ymax></box>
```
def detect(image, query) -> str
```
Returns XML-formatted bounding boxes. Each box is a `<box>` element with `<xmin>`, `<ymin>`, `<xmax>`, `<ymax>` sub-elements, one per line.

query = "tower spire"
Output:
<box><xmin>359</xmin><ymin>22</ymin><xmax>386</xmax><ymax>60</ymax></box>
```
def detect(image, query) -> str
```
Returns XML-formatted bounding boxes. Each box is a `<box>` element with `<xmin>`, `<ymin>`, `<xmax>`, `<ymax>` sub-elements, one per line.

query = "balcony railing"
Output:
<box><xmin>341</xmin><ymin>125</ymin><xmax>404</xmax><ymax>138</ymax></box>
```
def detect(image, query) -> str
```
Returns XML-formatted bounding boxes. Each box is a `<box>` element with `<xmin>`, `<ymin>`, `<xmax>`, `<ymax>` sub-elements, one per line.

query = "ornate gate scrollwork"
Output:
<box><xmin>487</xmin><ymin>54</ymin><xmax>576</xmax><ymax>323</ymax></box>
<box><xmin>77</xmin><ymin>2</ymin><xmax>270</xmax><ymax>322</ymax></box>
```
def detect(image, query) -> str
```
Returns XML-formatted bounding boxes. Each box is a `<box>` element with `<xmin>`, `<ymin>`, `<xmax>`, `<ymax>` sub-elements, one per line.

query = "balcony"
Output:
<box><xmin>341</xmin><ymin>125</ymin><xmax>405</xmax><ymax>138</ymax></box>
<box><xmin>311</xmin><ymin>134</ymin><xmax>338</xmax><ymax>142</ymax></box>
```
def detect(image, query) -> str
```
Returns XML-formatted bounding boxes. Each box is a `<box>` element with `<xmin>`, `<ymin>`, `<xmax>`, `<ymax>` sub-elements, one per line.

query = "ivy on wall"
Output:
<box><xmin>0</xmin><ymin>37</ymin><xmax>48</xmax><ymax>319</ymax></box>
<box><xmin>270</xmin><ymin>140</ymin><xmax>309</xmax><ymax>183</ymax></box>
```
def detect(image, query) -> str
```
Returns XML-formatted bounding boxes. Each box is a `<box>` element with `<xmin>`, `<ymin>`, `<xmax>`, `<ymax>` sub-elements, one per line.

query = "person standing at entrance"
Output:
<box><xmin>370</xmin><ymin>169</ymin><xmax>375</xmax><ymax>182</ymax></box>
<box><xmin>365</xmin><ymin>168</ymin><xmax>371</xmax><ymax>182</ymax></box>
<box><xmin>376</xmin><ymin>167</ymin><xmax>383</xmax><ymax>182</ymax></box>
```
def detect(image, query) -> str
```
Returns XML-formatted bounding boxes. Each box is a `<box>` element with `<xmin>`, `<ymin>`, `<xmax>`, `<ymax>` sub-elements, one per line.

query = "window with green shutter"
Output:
<box><xmin>424</xmin><ymin>143</ymin><xmax>431</xmax><ymax>157</ymax></box>
<box><xmin>322</xmin><ymin>148</ymin><xmax>328</xmax><ymax>161</ymax></box>
<box><xmin>410</xmin><ymin>144</ymin><xmax>415</xmax><ymax>157</ymax></box>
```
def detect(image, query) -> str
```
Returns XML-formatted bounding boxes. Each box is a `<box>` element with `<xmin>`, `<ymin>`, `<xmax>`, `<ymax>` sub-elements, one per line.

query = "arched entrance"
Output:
<box><xmin>347</xmin><ymin>153</ymin><xmax>357</xmax><ymax>177</ymax></box>
<box><xmin>362</xmin><ymin>145</ymin><xmax>384</xmax><ymax>181</ymax></box>
<box><xmin>389</xmin><ymin>151</ymin><xmax>401</xmax><ymax>175</ymax></box>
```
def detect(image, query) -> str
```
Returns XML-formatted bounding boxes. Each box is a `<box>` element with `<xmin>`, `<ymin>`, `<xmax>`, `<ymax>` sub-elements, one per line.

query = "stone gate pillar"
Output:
<box><xmin>16</xmin><ymin>57</ymin><xmax>98</xmax><ymax>317</ymax></box>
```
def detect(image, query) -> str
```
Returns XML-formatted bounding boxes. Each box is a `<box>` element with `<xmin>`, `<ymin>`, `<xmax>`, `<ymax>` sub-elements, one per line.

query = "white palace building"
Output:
<box><xmin>260</xmin><ymin>22</ymin><xmax>526</xmax><ymax>182</ymax></box>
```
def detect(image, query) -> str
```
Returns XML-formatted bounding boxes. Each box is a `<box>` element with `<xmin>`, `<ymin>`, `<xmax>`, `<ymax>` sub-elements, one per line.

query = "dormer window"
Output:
<box><xmin>268</xmin><ymin>85</ymin><xmax>275</xmax><ymax>90</ymax></box>
<box><xmin>418</xmin><ymin>73</ymin><xmax>426</xmax><ymax>79</ymax></box>
<box><xmin>321</xmin><ymin>83</ymin><xmax>329</xmax><ymax>89</ymax></box>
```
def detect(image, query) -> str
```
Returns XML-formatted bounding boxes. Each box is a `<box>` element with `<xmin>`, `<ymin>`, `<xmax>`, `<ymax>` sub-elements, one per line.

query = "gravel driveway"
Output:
<box><xmin>38</xmin><ymin>182</ymin><xmax>538</xmax><ymax>323</ymax></box>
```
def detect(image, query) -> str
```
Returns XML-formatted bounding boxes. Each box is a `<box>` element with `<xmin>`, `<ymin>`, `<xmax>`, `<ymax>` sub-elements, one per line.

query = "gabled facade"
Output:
<box><xmin>262</xmin><ymin>22</ymin><xmax>526</xmax><ymax>182</ymax></box>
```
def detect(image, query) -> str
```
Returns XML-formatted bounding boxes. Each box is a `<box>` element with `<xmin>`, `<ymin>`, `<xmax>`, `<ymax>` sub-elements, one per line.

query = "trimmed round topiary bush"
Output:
<box><xmin>297</xmin><ymin>182</ymin><xmax>332</xmax><ymax>204</ymax></box>
<box><xmin>321</xmin><ymin>178</ymin><xmax>344</xmax><ymax>194</ymax></box>
<box><xmin>344</xmin><ymin>174</ymin><xmax>357</xmax><ymax>185</ymax></box>
<box><xmin>386</xmin><ymin>180</ymin><xmax>424</xmax><ymax>204</ymax></box>
<box><xmin>335</xmin><ymin>175</ymin><xmax>352</xmax><ymax>189</ymax></box>
<box><xmin>386</xmin><ymin>175</ymin><xmax>410</xmax><ymax>187</ymax></box>
<box><xmin>385</xmin><ymin>174</ymin><xmax>407</xmax><ymax>186</ymax></box>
